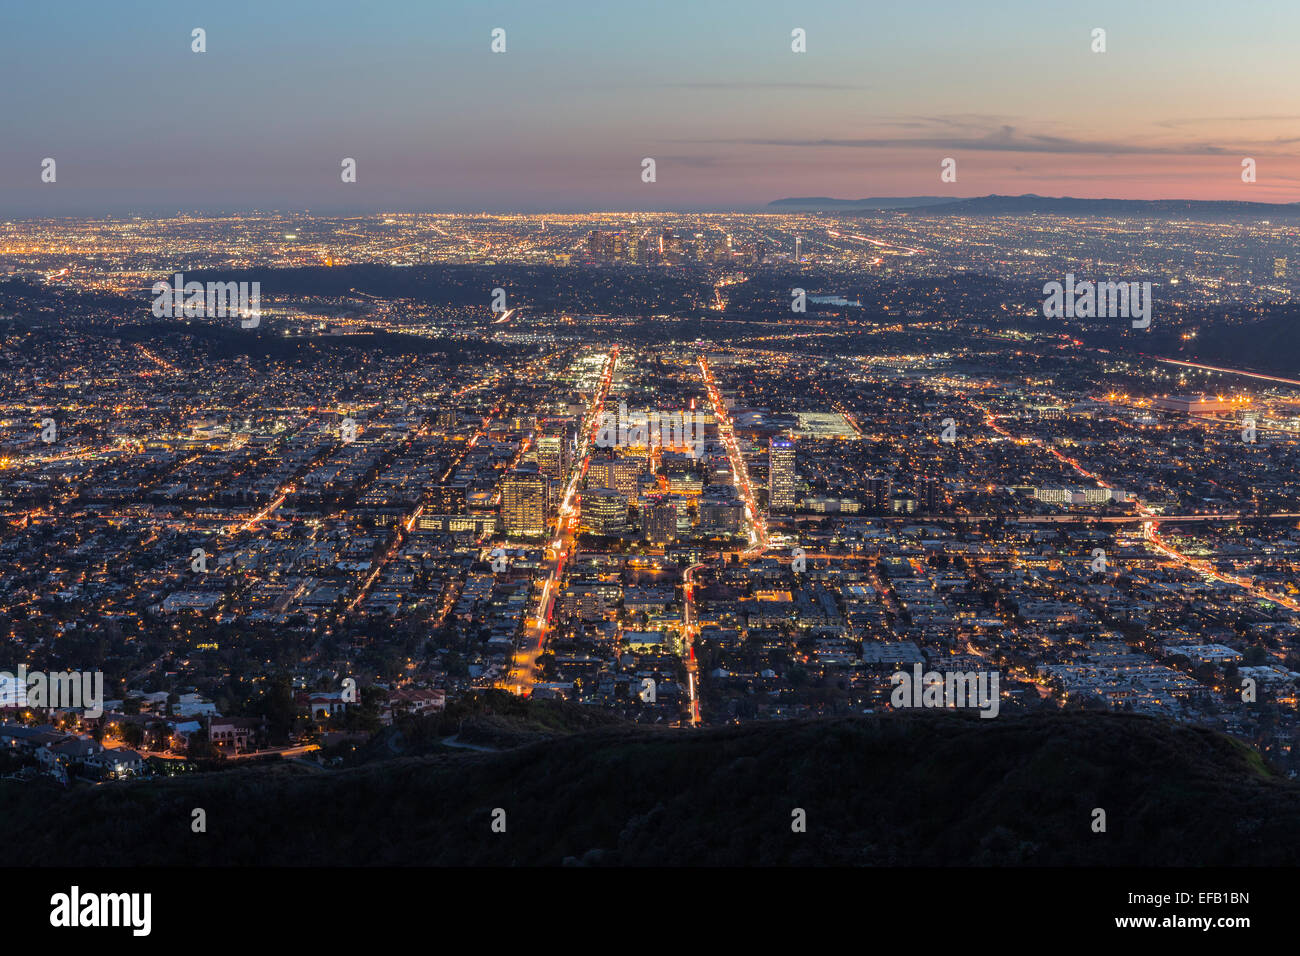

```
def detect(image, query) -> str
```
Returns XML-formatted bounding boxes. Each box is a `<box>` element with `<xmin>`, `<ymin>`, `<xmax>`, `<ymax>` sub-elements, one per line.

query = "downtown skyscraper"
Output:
<box><xmin>768</xmin><ymin>438</ymin><xmax>796</xmax><ymax>512</ymax></box>
<box><xmin>501</xmin><ymin>465</ymin><xmax>549</xmax><ymax>538</ymax></box>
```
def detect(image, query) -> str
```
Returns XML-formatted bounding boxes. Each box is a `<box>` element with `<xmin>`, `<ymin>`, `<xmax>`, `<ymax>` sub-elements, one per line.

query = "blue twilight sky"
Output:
<box><xmin>2</xmin><ymin>0</ymin><xmax>1299</xmax><ymax>214</ymax></box>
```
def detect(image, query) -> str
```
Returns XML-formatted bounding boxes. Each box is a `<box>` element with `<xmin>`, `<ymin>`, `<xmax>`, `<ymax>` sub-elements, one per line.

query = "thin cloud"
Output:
<box><xmin>661</xmin><ymin>81</ymin><xmax>871</xmax><ymax>90</ymax></box>
<box><xmin>654</xmin><ymin>155</ymin><xmax>722</xmax><ymax>168</ymax></box>
<box><xmin>1156</xmin><ymin>114</ymin><xmax>1300</xmax><ymax>127</ymax></box>
<box><xmin>694</xmin><ymin>124</ymin><xmax>1256</xmax><ymax>156</ymax></box>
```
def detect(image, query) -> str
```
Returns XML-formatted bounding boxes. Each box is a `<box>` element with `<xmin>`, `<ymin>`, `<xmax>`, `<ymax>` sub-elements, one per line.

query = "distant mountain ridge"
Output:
<box><xmin>769</xmin><ymin>193</ymin><xmax>1300</xmax><ymax>219</ymax></box>
<box><xmin>767</xmin><ymin>196</ymin><xmax>955</xmax><ymax>210</ymax></box>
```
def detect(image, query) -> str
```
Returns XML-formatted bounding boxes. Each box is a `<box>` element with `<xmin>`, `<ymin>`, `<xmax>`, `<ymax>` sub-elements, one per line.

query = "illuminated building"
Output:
<box><xmin>1152</xmin><ymin>395</ymin><xmax>1236</xmax><ymax>415</ymax></box>
<box><xmin>501</xmin><ymin>466</ymin><xmax>548</xmax><ymax>537</ymax></box>
<box><xmin>642</xmin><ymin>494</ymin><xmax>678</xmax><ymax>543</ymax></box>
<box><xmin>768</xmin><ymin>438</ymin><xmax>796</xmax><ymax>512</ymax></box>
<box><xmin>536</xmin><ymin>433</ymin><xmax>568</xmax><ymax>480</ymax></box>
<box><xmin>580</xmin><ymin>487</ymin><xmax>628</xmax><ymax>535</ymax></box>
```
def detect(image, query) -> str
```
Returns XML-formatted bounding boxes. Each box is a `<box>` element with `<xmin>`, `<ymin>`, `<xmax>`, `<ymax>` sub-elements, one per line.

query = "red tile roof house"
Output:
<box><xmin>300</xmin><ymin>691</ymin><xmax>356</xmax><ymax>720</ymax></box>
<box><xmin>383</xmin><ymin>688</ymin><xmax>446</xmax><ymax>723</ymax></box>
<box><xmin>209</xmin><ymin>718</ymin><xmax>260</xmax><ymax>754</ymax></box>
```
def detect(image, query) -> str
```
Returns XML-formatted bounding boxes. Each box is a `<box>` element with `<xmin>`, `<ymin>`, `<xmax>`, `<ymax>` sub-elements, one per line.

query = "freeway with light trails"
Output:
<box><xmin>974</xmin><ymin>398</ymin><xmax>1300</xmax><ymax>615</ymax></box>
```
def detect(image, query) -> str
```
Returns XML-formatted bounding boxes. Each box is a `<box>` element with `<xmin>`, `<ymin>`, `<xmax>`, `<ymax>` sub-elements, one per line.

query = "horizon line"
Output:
<box><xmin>5</xmin><ymin>193</ymin><xmax>1300</xmax><ymax>222</ymax></box>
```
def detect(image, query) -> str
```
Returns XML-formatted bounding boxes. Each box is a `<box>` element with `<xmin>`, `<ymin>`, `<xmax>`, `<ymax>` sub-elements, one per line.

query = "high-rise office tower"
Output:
<box><xmin>588</xmin><ymin>453</ymin><xmax>644</xmax><ymax>497</ymax></box>
<box><xmin>579</xmin><ymin>488</ymin><xmax>628</xmax><ymax>536</ymax></box>
<box><xmin>768</xmin><ymin>438</ymin><xmax>797</xmax><ymax>512</ymax></box>
<box><xmin>500</xmin><ymin>466</ymin><xmax>549</xmax><ymax>537</ymax></box>
<box><xmin>609</xmin><ymin>458</ymin><xmax>644</xmax><ymax>497</ymax></box>
<box><xmin>535</xmin><ymin>433</ymin><xmax>568</xmax><ymax>480</ymax></box>
<box><xmin>642</xmin><ymin>494</ymin><xmax>678</xmax><ymax>543</ymax></box>
<box><xmin>587</xmin><ymin>458</ymin><xmax>613</xmax><ymax>490</ymax></box>
<box><xmin>699</xmin><ymin>490</ymin><xmax>744</xmax><ymax>534</ymax></box>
